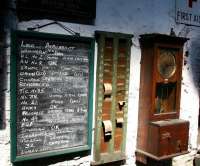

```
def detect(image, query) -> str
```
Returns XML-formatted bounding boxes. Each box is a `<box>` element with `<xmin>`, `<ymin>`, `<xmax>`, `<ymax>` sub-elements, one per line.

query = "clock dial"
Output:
<box><xmin>157</xmin><ymin>49</ymin><xmax>176</xmax><ymax>79</ymax></box>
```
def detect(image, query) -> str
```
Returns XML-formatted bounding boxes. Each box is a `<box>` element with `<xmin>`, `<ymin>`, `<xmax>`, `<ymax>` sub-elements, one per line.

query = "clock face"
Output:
<box><xmin>157</xmin><ymin>49</ymin><xmax>176</xmax><ymax>79</ymax></box>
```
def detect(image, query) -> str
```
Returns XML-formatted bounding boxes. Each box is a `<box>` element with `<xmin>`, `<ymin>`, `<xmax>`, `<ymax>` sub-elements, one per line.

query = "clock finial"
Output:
<box><xmin>170</xmin><ymin>28</ymin><xmax>176</xmax><ymax>36</ymax></box>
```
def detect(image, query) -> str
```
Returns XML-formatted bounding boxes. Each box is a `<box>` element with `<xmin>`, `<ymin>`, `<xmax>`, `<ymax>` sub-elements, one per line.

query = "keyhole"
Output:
<box><xmin>177</xmin><ymin>140</ymin><xmax>181</xmax><ymax>152</ymax></box>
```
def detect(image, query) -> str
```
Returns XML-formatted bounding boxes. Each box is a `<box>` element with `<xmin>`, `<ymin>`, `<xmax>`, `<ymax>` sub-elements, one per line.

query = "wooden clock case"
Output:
<box><xmin>136</xmin><ymin>33</ymin><xmax>189</xmax><ymax>164</ymax></box>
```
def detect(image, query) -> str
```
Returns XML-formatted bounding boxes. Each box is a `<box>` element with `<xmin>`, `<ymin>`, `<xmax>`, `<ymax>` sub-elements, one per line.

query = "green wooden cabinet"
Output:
<box><xmin>92</xmin><ymin>31</ymin><xmax>133</xmax><ymax>165</ymax></box>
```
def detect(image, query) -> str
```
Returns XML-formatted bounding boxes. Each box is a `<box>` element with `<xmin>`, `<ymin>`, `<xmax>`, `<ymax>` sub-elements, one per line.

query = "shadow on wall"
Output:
<box><xmin>0</xmin><ymin>32</ymin><xmax>6</xmax><ymax>130</ymax></box>
<box><xmin>190</xmin><ymin>36</ymin><xmax>200</xmax><ymax>92</ymax></box>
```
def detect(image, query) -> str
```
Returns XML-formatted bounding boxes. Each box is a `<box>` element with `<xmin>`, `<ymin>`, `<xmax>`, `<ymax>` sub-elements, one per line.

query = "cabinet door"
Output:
<box><xmin>158</xmin><ymin>121</ymin><xmax>189</xmax><ymax>157</ymax></box>
<box><xmin>159</xmin><ymin>125</ymin><xmax>173</xmax><ymax>156</ymax></box>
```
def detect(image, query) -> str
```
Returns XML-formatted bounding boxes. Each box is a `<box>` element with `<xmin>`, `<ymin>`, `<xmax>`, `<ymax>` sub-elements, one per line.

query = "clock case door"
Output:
<box><xmin>151</xmin><ymin>43</ymin><xmax>183</xmax><ymax>121</ymax></box>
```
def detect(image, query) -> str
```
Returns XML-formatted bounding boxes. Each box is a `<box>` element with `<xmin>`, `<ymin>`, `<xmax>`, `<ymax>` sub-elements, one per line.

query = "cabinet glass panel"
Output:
<box><xmin>155</xmin><ymin>83</ymin><xmax>176</xmax><ymax>114</ymax></box>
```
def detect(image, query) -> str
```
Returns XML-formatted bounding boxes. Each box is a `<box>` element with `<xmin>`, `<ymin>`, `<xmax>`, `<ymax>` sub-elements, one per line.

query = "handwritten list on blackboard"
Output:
<box><xmin>15</xmin><ymin>36</ymin><xmax>91</xmax><ymax>156</ymax></box>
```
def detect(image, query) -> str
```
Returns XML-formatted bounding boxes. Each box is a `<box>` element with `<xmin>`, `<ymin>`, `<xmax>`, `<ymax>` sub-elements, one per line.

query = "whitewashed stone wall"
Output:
<box><xmin>0</xmin><ymin>0</ymin><xmax>199</xmax><ymax>165</ymax></box>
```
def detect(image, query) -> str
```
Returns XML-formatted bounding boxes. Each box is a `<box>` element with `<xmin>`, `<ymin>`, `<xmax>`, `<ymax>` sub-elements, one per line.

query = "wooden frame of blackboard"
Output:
<box><xmin>10</xmin><ymin>30</ymin><xmax>95</xmax><ymax>162</ymax></box>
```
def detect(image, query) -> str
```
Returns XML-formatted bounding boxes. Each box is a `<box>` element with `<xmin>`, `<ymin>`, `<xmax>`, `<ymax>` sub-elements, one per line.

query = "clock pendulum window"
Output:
<box><xmin>136</xmin><ymin>33</ymin><xmax>189</xmax><ymax>164</ymax></box>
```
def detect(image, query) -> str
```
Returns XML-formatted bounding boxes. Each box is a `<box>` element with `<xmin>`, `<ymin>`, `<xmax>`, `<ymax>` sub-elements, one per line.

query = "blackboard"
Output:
<box><xmin>11</xmin><ymin>31</ymin><xmax>94</xmax><ymax>162</ymax></box>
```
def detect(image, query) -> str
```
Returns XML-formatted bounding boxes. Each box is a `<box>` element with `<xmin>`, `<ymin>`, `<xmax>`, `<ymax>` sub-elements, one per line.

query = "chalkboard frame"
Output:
<box><xmin>10</xmin><ymin>30</ymin><xmax>95</xmax><ymax>162</ymax></box>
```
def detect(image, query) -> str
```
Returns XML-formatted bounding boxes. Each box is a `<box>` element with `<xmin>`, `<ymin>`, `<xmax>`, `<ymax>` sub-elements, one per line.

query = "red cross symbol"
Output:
<box><xmin>189</xmin><ymin>0</ymin><xmax>197</xmax><ymax>8</ymax></box>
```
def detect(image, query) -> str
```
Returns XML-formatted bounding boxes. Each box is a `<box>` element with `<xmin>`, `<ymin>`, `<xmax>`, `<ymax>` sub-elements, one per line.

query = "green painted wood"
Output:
<box><xmin>101</xmin><ymin>152</ymin><xmax>126</xmax><ymax>164</ymax></box>
<box><xmin>10</xmin><ymin>30</ymin><xmax>95</xmax><ymax>162</ymax></box>
<box><xmin>88</xmin><ymin>39</ymin><xmax>95</xmax><ymax>149</ymax></box>
<box><xmin>94</xmin><ymin>34</ymin><xmax>105</xmax><ymax>162</ymax></box>
<box><xmin>121</xmin><ymin>39</ymin><xmax>132</xmax><ymax>152</ymax></box>
<box><xmin>10</xmin><ymin>31</ymin><xmax>17</xmax><ymax>163</ymax></box>
<box><xmin>108</xmin><ymin>37</ymin><xmax>118</xmax><ymax>153</ymax></box>
<box><xmin>93</xmin><ymin>31</ymin><xmax>133</xmax><ymax>165</ymax></box>
<box><xmin>91</xmin><ymin>152</ymin><xmax>126</xmax><ymax>165</ymax></box>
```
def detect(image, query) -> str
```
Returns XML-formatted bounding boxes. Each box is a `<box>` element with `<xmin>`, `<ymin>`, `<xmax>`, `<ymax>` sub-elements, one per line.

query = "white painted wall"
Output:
<box><xmin>0</xmin><ymin>0</ymin><xmax>199</xmax><ymax>165</ymax></box>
